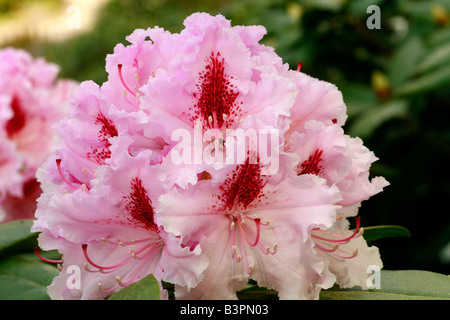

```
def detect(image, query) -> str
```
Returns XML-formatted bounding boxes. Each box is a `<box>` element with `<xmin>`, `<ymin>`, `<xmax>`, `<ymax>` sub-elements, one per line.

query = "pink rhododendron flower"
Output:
<box><xmin>32</xmin><ymin>12</ymin><xmax>388</xmax><ymax>300</ymax></box>
<box><xmin>287</xmin><ymin>120</ymin><xmax>389</xmax><ymax>216</ymax></box>
<box><xmin>33</xmin><ymin>149</ymin><xmax>207</xmax><ymax>299</ymax></box>
<box><xmin>158</xmin><ymin>154</ymin><xmax>342</xmax><ymax>299</ymax></box>
<box><xmin>0</xmin><ymin>48</ymin><xmax>76</xmax><ymax>222</ymax></box>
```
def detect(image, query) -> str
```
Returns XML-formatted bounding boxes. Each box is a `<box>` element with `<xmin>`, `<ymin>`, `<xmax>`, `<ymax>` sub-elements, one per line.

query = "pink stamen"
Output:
<box><xmin>118</xmin><ymin>64</ymin><xmax>137</xmax><ymax>97</ymax></box>
<box><xmin>243</xmin><ymin>214</ymin><xmax>270</xmax><ymax>227</ymax></box>
<box><xmin>98</xmin><ymin>282</ymin><xmax>119</xmax><ymax>293</ymax></box>
<box><xmin>82</xmin><ymin>240</ymin><xmax>162</xmax><ymax>273</ymax></box>
<box><xmin>56</xmin><ymin>159</ymin><xmax>78</xmax><ymax>190</ymax></box>
<box><xmin>34</xmin><ymin>247</ymin><xmax>63</xmax><ymax>264</ymax></box>
<box><xmin>312</xmin><ymin>217</ymin><xmax>362</xmax><ymax>244</ymax></box>
<box><xmin>101</xmin><ymin>237</ymin><xmax>157</xmax><ymax>246</ymax></box>
<box><xmin>331</xmin><ymin>248</ymin><xmax>359</xmax><ymax>260</ymax></box>
<box><xmin>314</xmin><ymin>242</ymin><xmax>339</xmax><ymax>253</ymax></box>
<box><xmin>230</xmin><ymin>219</ymin><xmax>239</xmax><ymax>262</ymax></box>
<box><xmin>237</xmin><ymin>224</ymin><xmax>252</xmax><ymax>274</ymax></box>
<box><xmin>228</xmin><ymin>214</ymin><xmax>277</xmax><ymax>274</ymax></box>
<box><xmin>97</xmin><ymin>243</ymin><xmax>163</xmax><ymax>292</ymax></box>
<box><xmin>116</xmin><ymin>246</ymin><xmax>161</xmax><ymax>287</ymax></box>
<box><xmin>242</xmin><ymin>222</ymin><xmax>275</xmax><ymax>256</ymax></box>
<box><xmin>252</xmin><ymin>218</ymin><xmax>261</xmax><ymax>247</ymax></box>
<box><xmin>237</xmin><ymin>218</ymin><xmax>260</xmax><ymax>247</ymax></box>
<box><xmin>251</xmin><ymin>225</ymin><xmax>277</xmax><ymax>256</ymax></box>
<box><xmin>82</xmin><ymin>244</ymin><xmax>136</xmax><ymax>271</ymax></box>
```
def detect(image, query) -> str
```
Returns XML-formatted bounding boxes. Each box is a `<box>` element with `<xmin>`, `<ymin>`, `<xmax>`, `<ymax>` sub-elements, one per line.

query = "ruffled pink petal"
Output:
<box><xmin>0</xmin><ymin>48</ymin><xmax>75</xmax><ymax>222</ymax></box>
<box><xmin>285</xmin><ymin>71</ymin><xmax>347</xmax><ymax>139</ymax></box>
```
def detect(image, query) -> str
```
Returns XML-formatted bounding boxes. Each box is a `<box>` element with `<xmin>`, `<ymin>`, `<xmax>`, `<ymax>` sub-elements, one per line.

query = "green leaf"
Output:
<box><xmin>299</xmin><ymin>0</ymin><xmax>344</xmax><ymax>11</ymax></box>
<box><xmin>339</xmin><ymin>82</ymin><xmax>378</xmax><ymax>118</ymax></box>
<box><xmin>348</xmin><ymin>99</ymin><xmax>409</xmax><ymax>139</ymax></box>
<box><xmin>395</xmin><ymin>65</ymin><xmax>450</xmax><ymax>96</ymax></box>
<box><xmin>387</xmin><ymin>36</ymin><xmax>425</xmax><ymax>88</ymax></box>
<box><xmin>398</xmin><ymin>1</ymin><xmax>438</xmax><ymax>21</ymax></box>
<box><xmin>414</xmin><ymin>43</ymin><xmax>450</xmax><ymax>75</ymax></box>
<box><xmin>0</xmin><ymin>253</ymin><xmax>59</xmax><ymax>300</ymax></box>
<box><xmin>428</xmin><ymin>27</ymin><xmax>450</xmax><ymax>47</ymax></box>
<box><xmin>320</xmin><ymin>270</ymin><xmax>450</xmax><ymax>300</ymax></box>
<box><xmin>0</xmin><ymin>219</ymin><xmax>37</xmax><ymax>257</ymax></box>
<box><xmin>107</xmin><ymin>274</ymin><xmax>161</xmax><ymax>300</ymax></box>
<box><xmin>363</xmin><ymin>225</ymin><xmax>411</xmax><ymax>242</ymax></box>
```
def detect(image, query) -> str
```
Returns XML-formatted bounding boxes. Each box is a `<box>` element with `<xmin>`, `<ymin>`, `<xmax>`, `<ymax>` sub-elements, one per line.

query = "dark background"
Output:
<box><xmin>2</xmin><ymin>0</ymin><xmax>449</xmax><ymax>274</ymax></box>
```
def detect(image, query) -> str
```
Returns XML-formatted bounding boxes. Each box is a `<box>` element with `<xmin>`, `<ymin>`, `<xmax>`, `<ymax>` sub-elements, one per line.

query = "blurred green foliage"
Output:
<box><xmin>3</xmin><ymin>0</ymin><xmax>450</xmax><ymax>274</ymax></box>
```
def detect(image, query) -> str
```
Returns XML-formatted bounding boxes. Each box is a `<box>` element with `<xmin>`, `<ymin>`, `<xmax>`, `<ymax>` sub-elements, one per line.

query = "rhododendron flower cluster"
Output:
<box><xmin>32</xmin><ymin>13</ymin><xmax>388</xmax><ymax>300</ymax></box>
<box><xmin>0</xmin><ymin>48</ymin><xmax>76</xmax><ymax>223</ymax></box>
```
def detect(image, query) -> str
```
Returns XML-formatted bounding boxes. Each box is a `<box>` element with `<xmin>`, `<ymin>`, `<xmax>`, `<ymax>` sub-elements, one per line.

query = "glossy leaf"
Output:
<box><xmin>320</xmin><ymin>270</ymin><xmax>450</xmax><ymax>300</ymax></box>
<box><xmin>339</xmin><ymin>82</ymin><xmax>378</xmax><ymax>118</ymax></box>
<box><xmin>0</xmin><ymin>219</ymin><xmax>37</xmax><ymax>256</ymax></box>
<box><xmin>414</xmin><ymin>43</ymin><xmax>450</xmax><ymax>75</ymax></box>
<box><xmin>0</xmin><ymin>253</ymin><xmax>59</xmax><ymax>300</ymax></box>
<box><xmin>348</xmin><ymin>99</ymin><xmax>408</xmax><ymax>139</ymax></box>
<box><xmin>428</xmin><ymin>27</ymin><xmax>450</xmax><ymax>47</ymax></box>
<box><xmin>387</xmin><ymin>36</ymin><xmax>424</xmax><ymax>87</ymax></box>
<box><xmin>363</xmin><ymin>225</ymin><xmax>411</xmax><ymax>242</ymax></box>
<box><xmin>240</xmin><ymin>270</ymin><xmax>449</xmax><ymax>300</ymax></box>
<box><xmin>395</xmin><ymin>65</ymin><xmax>450</xmax><ymax>96</ymax></box>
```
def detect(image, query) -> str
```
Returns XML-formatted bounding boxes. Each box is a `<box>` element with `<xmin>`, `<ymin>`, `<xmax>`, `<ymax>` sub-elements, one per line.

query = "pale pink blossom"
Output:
<box><xmin>283</xmin><ymin>70</ymin><xmax>348</xmax><ymax>141</ymax></box>
<box><xmin>51</xmin><ymin>80</ymin><xmax>165</xmax><ymax>190</ymax></box>
<box><xmin>158</xmin><ymin>155</ymin><xmax>342</xmax><ymax>299</ymax></box>
<box><xmin>287</xmin><ymin>120</ymin><xmax>389</xmax><ymax>216</ymax></box>
<box><xmin>0</xmin><ymin>48</ymin><xmax>76</xmax><ymax>222</ymax></box>
<box><xmin>286</xmin><ymin>120</ymin><xmax>387</xmax><ymax>288</ymax></box>
<box><xmin>103</xmin><ymin>13</ymin><xmax>298</xmax><ymax>188</ymax></box>
<box><xmin>0</xmin><ymin>140</ymin><xmax>22</xmax><ymax>201</ymax></box>
<box><xmin>138</xmin><ymin>13</ymin><xmax>296</xmax><ymax>139</ymax></box>
<box><xmin>32</xmin><ymin>12</ymin><xmax>388</xmax><ymax>300</ymax></box>
<box><xmin>114</xmin><ymin>10</ymin><xmax>301</xmax><ymax>222</ymax></box>
<box><xmin>33</xmin><ymin>149</ymin><xmax>207</xmax><ymax>299</ymax></box>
